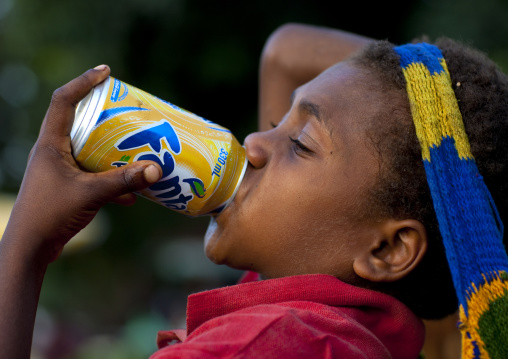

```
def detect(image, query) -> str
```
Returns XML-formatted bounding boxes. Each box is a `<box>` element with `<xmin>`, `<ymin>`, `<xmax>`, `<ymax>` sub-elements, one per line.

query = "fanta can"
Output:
<box><xmin>71</xmin><ymin>77</ymin><xmax>247</xmax><ymax>216</ymax></box>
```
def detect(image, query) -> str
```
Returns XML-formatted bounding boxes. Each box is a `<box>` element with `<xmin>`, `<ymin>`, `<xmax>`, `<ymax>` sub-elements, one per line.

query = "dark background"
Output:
<box><xmin>1</xmin><ymin>0</ymin><xmax>507</xmax><ymax>357</ymax></box>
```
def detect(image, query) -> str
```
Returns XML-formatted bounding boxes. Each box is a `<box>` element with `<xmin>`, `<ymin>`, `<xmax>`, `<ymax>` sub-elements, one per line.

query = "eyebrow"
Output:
<box><xmin>291</xmin><ymin>90</ymin><xmax>322</xmax><ymax>122</ymax></box>
<box><xmin>299</xmin><ymin>100</ymin><xmax>321</xmax><ymax>121</ymax></box>
<box><xmin>291</xmin><ymin>90</ymin><xmax>331</xmax><ymax>135</ymax></box>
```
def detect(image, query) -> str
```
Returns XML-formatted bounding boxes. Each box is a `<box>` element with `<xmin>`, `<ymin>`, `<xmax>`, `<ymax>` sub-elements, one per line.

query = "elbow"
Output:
<box><xmin>260</xmin><ymin>23</ymin><xmax>309</xmax><ymax>74</ymax></box>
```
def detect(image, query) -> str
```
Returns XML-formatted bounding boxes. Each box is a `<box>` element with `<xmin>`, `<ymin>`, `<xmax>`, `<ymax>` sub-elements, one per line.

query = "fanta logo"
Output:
<box><xmin>183</xmin><ymin>178</ymin><xmax>206</xmax><ymax>198</ymax></box>
<box><xmin>212</xmin><ymin>148</ymin><xmax>229</xmax><ymax>178</ymax></box>
<box><xmin>116</xmin><ymin>120</ymin><xmax>181</xmax><ymax>154</ymax></box>
<box><xmin>111</xmin><ymin>155</ymin><xmax>131</xmax><ymax>168</ymax></box>
<box><xmin>114</xmin><ymin>119</ymin><xmax>202</xmax><ymax>211</ymax></box>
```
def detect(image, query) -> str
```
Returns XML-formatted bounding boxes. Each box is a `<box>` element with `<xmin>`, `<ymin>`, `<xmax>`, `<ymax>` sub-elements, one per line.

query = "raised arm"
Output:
<box><xmin>258</xmin><ymin>23</ymin><xmax>373</xmax><ymax>131</ymax></box>
<box><xmin>0</xmin><ymin>66</ymin><xmax>162</xmax><ymax>359</ymax></box>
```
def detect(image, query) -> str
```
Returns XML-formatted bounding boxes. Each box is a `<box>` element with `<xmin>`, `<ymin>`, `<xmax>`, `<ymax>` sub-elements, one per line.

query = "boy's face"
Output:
<box><xmin>204</xmin><ymin>61</ymin><xmax>387</xmax><ymax>280</ymax></box>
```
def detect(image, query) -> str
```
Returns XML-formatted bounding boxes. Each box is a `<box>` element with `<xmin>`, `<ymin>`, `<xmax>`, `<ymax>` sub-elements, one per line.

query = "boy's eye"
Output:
<box><xmin>289</xmin><ymin>136</ymin><xmax>313</xmax><ymax>156</ymax></box>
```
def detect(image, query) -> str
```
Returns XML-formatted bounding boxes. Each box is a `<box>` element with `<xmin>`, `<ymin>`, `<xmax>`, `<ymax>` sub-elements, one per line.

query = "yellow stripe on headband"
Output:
<box><xmin>401</xmin><ymin>58</ymin><xmax>473</xmax><ymax>161</ymax></box>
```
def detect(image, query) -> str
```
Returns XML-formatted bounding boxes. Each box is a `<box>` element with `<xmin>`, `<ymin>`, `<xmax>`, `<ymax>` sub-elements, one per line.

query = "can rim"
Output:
<box><xmin>71</xmin><ymin>77</ymin><xmax>111</xmax><ymax>157</ymax></box>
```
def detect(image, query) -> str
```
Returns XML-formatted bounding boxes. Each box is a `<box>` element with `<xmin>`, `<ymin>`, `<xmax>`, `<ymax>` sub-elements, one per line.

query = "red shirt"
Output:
<box><xmin>151</xmin><ymin>273</ymin><xmax>424</xmax><ymax>358</ymax></box>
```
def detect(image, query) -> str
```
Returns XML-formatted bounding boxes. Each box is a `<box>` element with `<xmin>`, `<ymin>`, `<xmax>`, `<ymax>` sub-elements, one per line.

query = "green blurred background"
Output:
<box><xmin>1</xmin><ymin>0</ymin><xmax>508</xmax><ymax>358</ymax></box>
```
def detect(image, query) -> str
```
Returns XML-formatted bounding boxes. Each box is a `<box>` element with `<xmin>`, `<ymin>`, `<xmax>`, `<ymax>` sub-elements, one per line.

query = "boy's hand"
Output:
<box><xmin>3</xmin><ymin>65</ymin><xmax>162</xmax><ymax>264</ymax></box>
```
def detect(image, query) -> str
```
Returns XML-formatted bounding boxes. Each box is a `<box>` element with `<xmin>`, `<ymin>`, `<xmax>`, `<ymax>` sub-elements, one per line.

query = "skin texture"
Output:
<box><xmin>205</xmin><ymin>61</ymin><xmax>427</xmax><ymax>282</ymax></box>
<box><xmin>0</xmin><ymin>24</ymin><xmax>428</xmax><ymax>358</ymax></box>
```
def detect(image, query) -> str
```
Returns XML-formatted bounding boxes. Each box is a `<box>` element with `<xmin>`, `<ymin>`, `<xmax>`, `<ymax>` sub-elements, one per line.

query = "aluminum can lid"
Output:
<box><xmin>71</xmin><ymin>77</ymin><xmax>111</xmax><ymax>157</ymax></box>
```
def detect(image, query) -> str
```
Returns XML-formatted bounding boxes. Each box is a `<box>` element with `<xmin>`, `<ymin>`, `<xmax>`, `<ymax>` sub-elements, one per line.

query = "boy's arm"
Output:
<box><xmin>258</xmin><ymin>23</ymin><xmax>373</xmax><ymax>131</ymax></box>
<box><xmin>0</xmin><ymin>66</ymin><xmax>162</xmax><ymax>359</ymax></box>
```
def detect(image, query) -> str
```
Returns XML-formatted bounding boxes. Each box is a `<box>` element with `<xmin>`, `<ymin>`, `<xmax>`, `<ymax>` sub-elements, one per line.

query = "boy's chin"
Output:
<box><xmin>203</xmin><ymin>216</ymin><xmax>225</xmax><ymax>264</ymax></box>
<box><xmin>204</xmin><ymin>217</ymin><xmax>218</xmax><ymax>246</ymax></box>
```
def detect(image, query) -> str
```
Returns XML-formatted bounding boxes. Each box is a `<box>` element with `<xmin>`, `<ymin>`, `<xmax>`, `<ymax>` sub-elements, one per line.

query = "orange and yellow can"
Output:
<box><xmin>71</xmin><ymin>77</ymin><xmax>247</xmax><ymax>216</ymax></box>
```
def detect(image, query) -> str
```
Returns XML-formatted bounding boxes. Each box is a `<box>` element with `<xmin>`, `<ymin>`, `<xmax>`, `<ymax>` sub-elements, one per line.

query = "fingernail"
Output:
<box><xmin>144</xmin><ymin>165</ymin><xmax>161</xmax><ymax>183</ymax></box>
<box><xmin>94</xmin><ymin>64</ymin><xmax>108</xmax><ymax>71</ymax></box>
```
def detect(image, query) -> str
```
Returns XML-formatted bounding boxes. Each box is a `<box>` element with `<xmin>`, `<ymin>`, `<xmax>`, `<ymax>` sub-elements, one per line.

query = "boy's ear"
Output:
<box><xmin>352</xmin><ymin>219</ymin><xmax>428</xmax><ymax>282</ymax></box>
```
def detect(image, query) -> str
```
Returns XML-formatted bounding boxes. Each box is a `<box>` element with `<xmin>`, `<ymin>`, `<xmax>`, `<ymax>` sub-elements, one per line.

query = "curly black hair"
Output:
<box><xmin>350</xmin><ymin>38</ymin><xmax>508</xmax><ymax>319</ymax></box>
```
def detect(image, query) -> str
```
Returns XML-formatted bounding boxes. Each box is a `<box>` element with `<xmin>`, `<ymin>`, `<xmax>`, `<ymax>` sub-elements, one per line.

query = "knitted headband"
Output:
<box><xmin>394</xmin><ymin>43</ymin><xmax>508</xmax><ymax>358</ymax></box>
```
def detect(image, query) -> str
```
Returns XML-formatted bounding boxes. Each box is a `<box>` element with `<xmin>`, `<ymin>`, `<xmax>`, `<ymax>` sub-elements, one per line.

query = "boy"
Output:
<box><xmin>1</xmin><ymin>23</ymin><xmax>507</xmax><ymax>358</ymax></box>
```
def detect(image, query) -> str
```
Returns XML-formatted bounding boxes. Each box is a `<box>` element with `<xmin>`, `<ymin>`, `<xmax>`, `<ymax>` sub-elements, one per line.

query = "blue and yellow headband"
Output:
<box><xmin>394</xmin><ymin>43</ymin><xmax>508</xmax><ymax>358</ymax></box>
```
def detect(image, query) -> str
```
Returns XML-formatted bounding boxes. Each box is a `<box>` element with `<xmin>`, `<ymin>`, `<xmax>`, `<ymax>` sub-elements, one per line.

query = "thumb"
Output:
<box><xmin>90</xmin><ymin>161</ymin><xmax>162</xmax><ymax>203</ymax></box>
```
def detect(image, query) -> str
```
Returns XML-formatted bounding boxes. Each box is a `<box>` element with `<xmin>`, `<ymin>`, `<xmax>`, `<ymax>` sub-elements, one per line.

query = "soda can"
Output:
<box><xmin>71</xmin><ymin>76</ymin><xmax>247</xmax><ymax>216</ymax></box>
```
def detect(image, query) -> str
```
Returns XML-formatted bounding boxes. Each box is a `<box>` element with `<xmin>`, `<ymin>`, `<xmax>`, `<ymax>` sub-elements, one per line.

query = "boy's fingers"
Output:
<box><xmin>110</xmin><ymin>193</ymin><xmax>138</xmax><ymax>206</ymax></box>
<box><xmin>40</xmin><ymin>65</ymin><xmax>110</xmax><ymax>143</ymax></box>
<box><xmin>90</xmin><ymin>162</ymin><xmax>162</xmax><ymax>202</ymax></box>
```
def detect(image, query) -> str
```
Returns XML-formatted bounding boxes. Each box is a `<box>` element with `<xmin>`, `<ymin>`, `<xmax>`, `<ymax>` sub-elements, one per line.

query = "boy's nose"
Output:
<box><xmin>244</xmin><ymin>131</ymin><xmax>271</xmax><ymax>169</ymax></box>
